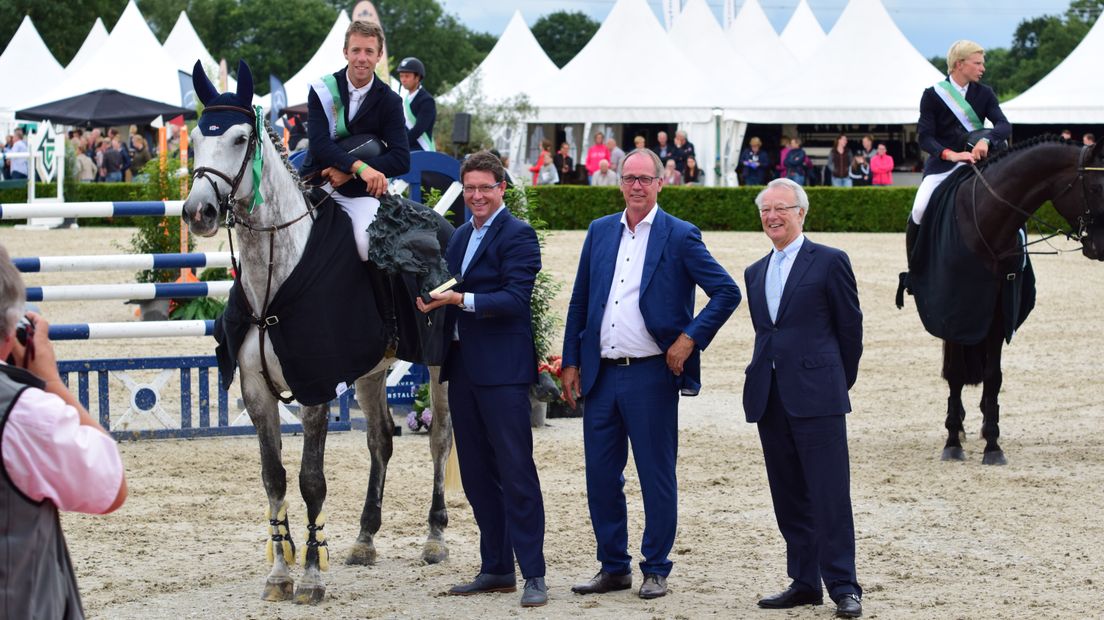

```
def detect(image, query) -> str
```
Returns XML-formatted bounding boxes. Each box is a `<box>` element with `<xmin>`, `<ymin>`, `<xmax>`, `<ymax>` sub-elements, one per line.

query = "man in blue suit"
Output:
<box><xmin>561</xmin><ymin>148</ymin><xmax>740</xmax><ymax>600</ymax></box>
<box><xmin>417</xmin><ymin>151</ymin><xmax>547</xmax><ymax>608</ymax></box>
<box><xmin>743</xmin><ymin>178</ymin><xmax>864</xmax><ymax>618</ymax></box>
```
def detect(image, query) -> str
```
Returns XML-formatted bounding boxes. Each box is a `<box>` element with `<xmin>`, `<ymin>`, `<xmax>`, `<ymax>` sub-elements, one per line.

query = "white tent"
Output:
<box><xmin>670</xmin><ymin>0</ymin><xmax>765</xmax><ymax>87</ymax></box>
<box><xmin>278</xmin><ymin>11</ymin><xmax>351</xmax><ymax>107</ymax></box>
<box><xmin>64</xmin><ymin>18</ymin><xmax>109</xmax><ymax>79</ymax></box>
<box><xmin>727</xmin><ymin>0</ymin><xmax>796</xmax><ymax>74</ymax></box>
<box><xmin>444</xmin><ymin>10</ymin><xmax>557</xmax><ymax>105</ymax></box>
<box><xmin>28</xmin><ymin>1</ymin><xmax>188</xmax><ymax>108</ymax></box>
<box><xmin>163</xmin><ymin>11</ymin><xmax>217</xmax><ymax>74</ymax></box>
<box><xmin>780</xmin><ymin>0</ymin><xmax>827</xmax><ymax>61</ymax></box>
<box><xmin>728</xmin><ymin>0</ymin><xmax>942</xmax><ymax>124</ymax></box>
<box><xmin>1003</xmin><ymin>15</ymin><xmax>1104</xmax><ymax>123</ymax></box>
<box><xmin>0</xmin><ymin>16</ymin><xmax>64</xmax><ymax>111</ymax></box>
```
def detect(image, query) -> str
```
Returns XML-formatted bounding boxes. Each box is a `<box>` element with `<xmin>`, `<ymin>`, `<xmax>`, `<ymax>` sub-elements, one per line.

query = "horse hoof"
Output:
<box><xmin>261</xmin><ymin>579</ymin><xmax>294</xmax><ymax>602</ymax></box>
<box><xmin>345</xmin><ymin>541</ymin><xmax>377</xmax><ymax>566</ymax></box>
<box><xmin>982</xmin><ymin>450</ymin><xmax>1007</xmax><ymax>466</ymax></box>
<box><xmin>294</xmin><ymin>585</ymin><xmax>326</xmax><ymax>605</ymax></box>
<box><xmin>422</xmin><ymin>539</ymin><xmax>449</xmax><ymax>565</ymax></box>
<box><xmin>941</xmin><ymin>446</ymin><xmax>966</xmax><ymax>461</ymax></box>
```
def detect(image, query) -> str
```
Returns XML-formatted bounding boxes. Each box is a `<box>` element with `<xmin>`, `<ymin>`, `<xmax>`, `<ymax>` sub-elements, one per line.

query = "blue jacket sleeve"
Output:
<box><xmin>561</xmin><ymin>224</ymin><xmax>595</xmax><ymax>369</ymax></box>
<box><xmin>980</xmin><ymin>88</ymin><xmax>1011</xmax><ymax>143</ymax></box>
<box><xmin>367</xmin><ymin>92</ymin><xmax>410</xmax><ymax>178</ymax></box>
<box><xmin>825</xmin><ymin>250</ymin><xmax>863</xmax><ymax>388</ymax></box>
<box><xmin>407</xmin><ymin>93</ymin><xmax>436</xmax><ymax>146</ymax></box>
<box><xmin>679</xmin><ymin>226</ymin><xmax>741</xmax><ymax>349</ymax></box>
<box><xmin>307</xmin><ymin>87</ymin><xmax>358</xmax><ymax>173</ymax></box>
<box><xmin>917</xmin><ymin>87</ymin><xmax>945</xmax><ymax>160</ymax></box>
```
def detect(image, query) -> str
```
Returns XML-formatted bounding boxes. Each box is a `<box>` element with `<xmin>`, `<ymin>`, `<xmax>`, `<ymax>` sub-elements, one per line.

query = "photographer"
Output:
<box><xmin>1</xmin><ymin>244</ymin><xmax>127</xmax><ymax>619</ymax></box>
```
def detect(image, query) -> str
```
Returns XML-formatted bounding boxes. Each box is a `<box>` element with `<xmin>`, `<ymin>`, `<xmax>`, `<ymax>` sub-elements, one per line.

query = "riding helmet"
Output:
<box><xmin>397</xmin><ymin>57</ymin><xmax>426</xmax><ymax>80</ymax></box>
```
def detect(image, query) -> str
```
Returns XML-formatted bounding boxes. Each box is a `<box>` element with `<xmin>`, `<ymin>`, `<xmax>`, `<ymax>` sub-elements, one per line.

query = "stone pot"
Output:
<box><xmin>529</xmin><ymin>397</ymin><xmax>547</xmax><ymax>428</ymax></box>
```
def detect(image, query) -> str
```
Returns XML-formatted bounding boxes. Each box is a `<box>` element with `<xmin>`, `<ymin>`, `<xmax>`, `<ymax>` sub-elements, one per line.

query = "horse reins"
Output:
<box><xmin>192</xmin><ymin>103</ymin><xmax>332</xmax><ymax>404</ymax></box>
<box><xmin>967</xmin><ymin>144</ymin><xmax>1104</xmax><ymax>265</ymax></box>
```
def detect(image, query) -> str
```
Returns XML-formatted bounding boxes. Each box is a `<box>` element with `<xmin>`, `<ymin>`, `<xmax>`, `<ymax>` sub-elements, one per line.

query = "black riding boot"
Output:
<box><xmin>905</xmin><ymin>216</ymin><xmax>920</xmax><ymax>268</ymax></box>
<box><xmin>365</xmin><ymin>262</ymin><xmax>397</xmax><ymax>355</ymax></box>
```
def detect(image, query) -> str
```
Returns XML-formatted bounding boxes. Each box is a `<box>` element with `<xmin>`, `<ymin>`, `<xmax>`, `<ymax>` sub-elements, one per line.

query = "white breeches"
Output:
<box><xmin>324</xmin><ymin>184</ymin><xmax>380</xmax><ymax>261</ymax></box>
<box><xmin>910</xmin><ymin>163</ymin><xmax>964</xmax><ymax>225</ymax></box>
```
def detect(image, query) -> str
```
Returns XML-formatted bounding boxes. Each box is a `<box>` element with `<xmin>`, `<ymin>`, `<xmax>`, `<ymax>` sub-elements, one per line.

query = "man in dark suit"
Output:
<box><xmin>397</xmin><ymin>56</ymin><xmax>437</xmax><ymax>152</ymax></box>
<box><xmin>305</xmin><ymin>19</ymin><xmax>410</xmax><ymax>261</ymax></box>
<box><xmin>417</xmin><ymin>151</ymin><xmax>547</xmax><ymax>608</ymax></box>
<box><xmin>743</xmin><ymin>178</ymin><xmax>864</xmax><ymax>618</ymax></box>
<box><xmin>911</xmin><ymin>40</ymin><xmax>1010</xmax><ymax>231</ymax></box>
<box><xmin>561</xmin><ymin>148</ymin><xmax>740</xmax><ymax>600</ymax></box>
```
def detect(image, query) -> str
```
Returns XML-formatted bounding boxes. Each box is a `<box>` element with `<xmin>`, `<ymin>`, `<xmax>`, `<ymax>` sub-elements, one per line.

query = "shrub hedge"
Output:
<box><xmin>3</xmin><ymin>182</ymin><xmax>1069</xmax><ymax>233</ymax></box>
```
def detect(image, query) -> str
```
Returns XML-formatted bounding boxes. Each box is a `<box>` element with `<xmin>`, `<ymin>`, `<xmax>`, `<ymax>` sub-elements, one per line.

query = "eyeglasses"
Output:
<box><xmin>758</xmin><ymin>204</ymin><xmax>802</xmax><ymax>216</ymax></box>
<box><xmin>621</xmin><ymin>175</ymin><xmax>658</xmax><ymax>187</ymax></box>
<box><xmin>462</xmin><ymin>183</ymin><xmax>502</xmax><ymax>195</ymax></box>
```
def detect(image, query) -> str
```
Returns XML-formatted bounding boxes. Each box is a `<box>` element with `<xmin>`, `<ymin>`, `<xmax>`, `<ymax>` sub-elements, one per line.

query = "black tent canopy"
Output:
<box><xmin>16</xmin><ymin>89</ymin><xmax>197</xmax><ymax>127</ymax></box>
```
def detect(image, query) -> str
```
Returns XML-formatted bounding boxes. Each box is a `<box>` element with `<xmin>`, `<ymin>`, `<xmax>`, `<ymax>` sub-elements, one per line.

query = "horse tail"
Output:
<box><xmin>942</xmin><ymin>340</ymin><xmax>986</xmax><ymax>386</ymax></box>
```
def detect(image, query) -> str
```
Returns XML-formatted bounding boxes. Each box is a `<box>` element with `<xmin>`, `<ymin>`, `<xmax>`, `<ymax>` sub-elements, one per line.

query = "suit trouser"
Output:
<box><xmin>583</xmin><ymin>356</ymin><xmax>679</xmax><ymax>577</ymax></box>
<box><xmin>448</xmin><ymin>348</ymin><xmax>546</xmax><ymax>578</ymax></box>
<box><xmin>757</xmin><ymin>372</ymin><xmax>860</xmax><ymax>601</ymax></box>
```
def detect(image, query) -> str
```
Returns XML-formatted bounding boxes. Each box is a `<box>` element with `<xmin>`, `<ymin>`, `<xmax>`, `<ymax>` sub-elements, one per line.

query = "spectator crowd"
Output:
<box><xmin>2</xmin><ymin>123</ymin><xmax>185</xmax><ymax>183</ymax></box>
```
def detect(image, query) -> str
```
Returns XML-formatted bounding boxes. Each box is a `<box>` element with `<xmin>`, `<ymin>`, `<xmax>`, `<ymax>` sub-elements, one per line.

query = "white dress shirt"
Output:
<box><xmin>599</xmin><ymin>205</ymin><xmax>664</xmax><ymax>359</ymax></box>
<box><xmin>346</xmin><ymin>70</ymin><xmax>374</xmax><ymax>119</ymax></box>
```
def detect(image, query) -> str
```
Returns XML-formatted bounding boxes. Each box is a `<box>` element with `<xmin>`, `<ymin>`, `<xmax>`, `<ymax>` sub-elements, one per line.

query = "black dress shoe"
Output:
<box><xmin>835</xmin><ymin>593</ymin><xmax>862</xmax><ymax>618</ymax></box>
<box><xmin>571</xmin><ymin>570</ymin><xmax>632</xmax><ymax>594</ymax></box>
<box><xmin>757</xmin><ymin>586</ymin><xmax>823</xmax><ymax>608</ymax></box>
<box><xmin>448</xmin><ymin>572</ymin><xmax>517</xmax><ymax>595</ymax></box>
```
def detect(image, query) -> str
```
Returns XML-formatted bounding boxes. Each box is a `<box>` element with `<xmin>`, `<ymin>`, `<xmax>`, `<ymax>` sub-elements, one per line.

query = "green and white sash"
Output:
<box><xmin>403</xmin><ymin>87</ymin><xmax>436</xmax><ymax>152</ymax></box>
<box><xmin>933</xmin><ymin>79</ymin><xmax>983</xmax><ymax>133</ymax></box>
<box><xmin>309</xmin><ymin>74</ymin><xmax>351</xmax><ymax>141</ymax></box>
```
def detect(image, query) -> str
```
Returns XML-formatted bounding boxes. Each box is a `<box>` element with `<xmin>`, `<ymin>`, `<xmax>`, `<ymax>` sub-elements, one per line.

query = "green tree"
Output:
<box><xmin>530</xmin><ymin>10</ymin><xmax>599</xmax><ymax>68</ymax></box>
<box><xmin>0</xmin><ymin>0</ymin><xmax>124</xmax><ymax>65</ymax></box>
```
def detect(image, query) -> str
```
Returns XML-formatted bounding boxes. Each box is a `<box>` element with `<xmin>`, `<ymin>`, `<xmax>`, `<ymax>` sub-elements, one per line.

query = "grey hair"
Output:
<box><xmin>0</xmin><ymin>244</ymin><xmax>26</xmax><ymax>337</ymax></box>
<box><xmin>619</xmin><ymin>148</ymin><xmax>663</xmax><ymax>177</ymax></box>
<box><xmin>755</xmin><ymin>178</ymin><xmax>810</xmax><ymax>212</ymax></box>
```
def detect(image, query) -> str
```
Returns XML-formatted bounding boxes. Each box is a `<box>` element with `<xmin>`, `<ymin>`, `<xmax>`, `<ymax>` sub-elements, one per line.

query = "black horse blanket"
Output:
<box><xmin>215</xmin><ymin>191</ymin><xmax>450</xmax><ymax>406</ymax></box>
<box><xmin>908</xmin><ymin>166</ymin><xmax>1036</xmax><ymax>346</ymax></box>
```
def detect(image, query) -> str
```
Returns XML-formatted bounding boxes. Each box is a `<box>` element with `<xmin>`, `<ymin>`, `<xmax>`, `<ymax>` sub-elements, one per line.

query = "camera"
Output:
<box><xmin>15</xmin><ymin>314</ymin><xmax>33</xmax><ymax>345</ymax></box>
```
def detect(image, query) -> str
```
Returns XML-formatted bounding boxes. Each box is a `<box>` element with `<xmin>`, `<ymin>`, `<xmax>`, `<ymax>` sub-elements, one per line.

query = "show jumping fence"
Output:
<box><xmin>7</xmin><ymin>200</ymin><xmax>425</xmax><ymax>440</ymax></box>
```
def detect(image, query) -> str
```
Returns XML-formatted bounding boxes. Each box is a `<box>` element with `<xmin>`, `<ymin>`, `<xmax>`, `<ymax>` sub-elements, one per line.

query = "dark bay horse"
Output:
<box><xmin>181</xmin><ymin>62</ymin><xmax>454</xmax><ymax>604</ymax></box>
<box><xmin>904</xmin><ymin>136</ymin><xmax>1104</xmax><ymax>465</ymax></box>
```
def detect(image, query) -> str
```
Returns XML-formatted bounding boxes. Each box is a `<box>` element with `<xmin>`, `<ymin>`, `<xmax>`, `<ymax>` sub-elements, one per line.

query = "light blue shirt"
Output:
<box><xmin>459</xmin><ymin>203</ymin><xmax>508</xmax><ymax>312</ymax></box>
<box><xmin>766</xmin><ymin>233</ymin><xmax>805</xmax><ymax>323</ymax></box>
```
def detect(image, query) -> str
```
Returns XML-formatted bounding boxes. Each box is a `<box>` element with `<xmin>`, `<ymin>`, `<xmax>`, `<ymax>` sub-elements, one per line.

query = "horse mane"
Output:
<box><xmin>978</xmin><ymin>134</ymin><xmax>1078</xmax><ymax>170</ymax></box>
<box><xmin>260</xmin><ymin>117</ymin><xmax>306</xmax><ymax>191</ymax></box>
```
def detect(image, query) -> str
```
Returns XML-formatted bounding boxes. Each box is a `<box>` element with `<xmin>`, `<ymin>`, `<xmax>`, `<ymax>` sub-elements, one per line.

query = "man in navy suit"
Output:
<box><xmin>417</xmin><ymin>151</ymin><xmax>547</xmax><ymax>608</ymax></box>
<box><xmin>304</xmin><ymin>20</ymin><xmax>410</xmax><ymax>261</ymax></box>
<box><xmin>743</xmin><ymin>178</ymin><xmax>864</xmax><ymax>618</ymax></box>
<box><xmin>910</xmin><ymin>40</ymin><xmax>1010</xmax><ymax>230</ymax></box>
<box><xmin>561</xmin><ymin>148</ymin><xmax>740</xmax><ymax>600</ymax></box>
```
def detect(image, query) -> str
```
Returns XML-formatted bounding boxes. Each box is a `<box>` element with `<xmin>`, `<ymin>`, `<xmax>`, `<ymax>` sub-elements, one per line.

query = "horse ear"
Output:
<box><xmin>192</xmin><ymin>60</ymin><xmax>219</xmax><ymax>105</ymax></box>
<box><xmin>236</xmin><ymin>60</ymin><xmax>254</xmax><ymax>104</ymax></box>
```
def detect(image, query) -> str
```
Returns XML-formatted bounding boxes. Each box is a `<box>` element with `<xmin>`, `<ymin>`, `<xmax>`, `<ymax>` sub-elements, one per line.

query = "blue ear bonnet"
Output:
<box><xmin>192</xmin><ymin>59</ymin><xmax>256</xmax><ymax>136</ymax></box>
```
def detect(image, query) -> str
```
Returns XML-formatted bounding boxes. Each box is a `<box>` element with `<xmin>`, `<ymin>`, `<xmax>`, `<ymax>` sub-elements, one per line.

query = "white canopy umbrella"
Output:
<box><xmin>728</xmin><ymin>0</ymin><xmax>942</xmax><ymax>124</ymax></box>
<box><xmin>780</xmin><ymin>0</ymin><xmax>827</xmax><ymax>61</ymax></box>
<box><xmin>1003</xmin><ymin>15</ymin><xmax>1104</xmax><ymax>123</ymax></box>
<box><xmin>0</xmin><ymin>16</ymin><xmax>64</xmax><ymax>111</ymax></box>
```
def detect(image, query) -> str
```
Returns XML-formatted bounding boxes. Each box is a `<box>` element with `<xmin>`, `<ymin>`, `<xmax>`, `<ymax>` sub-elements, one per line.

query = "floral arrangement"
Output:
<box><xmin>535</xmin><ymin>354</ymin><xmax>564</xmax><ymax>402</ymax></box>
<box><xmin>407</xmin><ymin>382</ymin><xmax>433</xmax><ymax>432</ymax></box>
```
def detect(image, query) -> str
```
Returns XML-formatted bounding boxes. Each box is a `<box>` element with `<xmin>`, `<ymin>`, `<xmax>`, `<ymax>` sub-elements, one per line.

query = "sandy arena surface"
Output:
<box><xmin>3</xmin><ymin>226</ymin><xmax>1103</xmax><ymax>619</ymax></box>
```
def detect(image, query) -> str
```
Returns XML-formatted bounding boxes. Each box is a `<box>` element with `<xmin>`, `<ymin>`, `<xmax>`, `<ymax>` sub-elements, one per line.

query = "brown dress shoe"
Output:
<box><xmin>571</xmin><ymin>570</ymin><xmax>632</xmax><ymax>594</ymax></box>
<box><xmin>638</xmin><ymin>574</ymin><xmax>667</xmax><ymax>599</ymax></box>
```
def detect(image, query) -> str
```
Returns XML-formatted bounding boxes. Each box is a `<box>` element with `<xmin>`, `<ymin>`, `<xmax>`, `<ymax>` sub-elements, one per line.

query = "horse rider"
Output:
<box><xmin>908</xmin><ymin>40</ymin><xmax>1010</xmax><ymax>254</ymax></box>
<box><xmin>304</xmin><ymin>19</ymin><xmax>410</xmax><ymax>262</ymax></box>
<box><xmin>397</xmin><ymin>57</ymin><xmax>437</xmax><ymax>153</ymax></box>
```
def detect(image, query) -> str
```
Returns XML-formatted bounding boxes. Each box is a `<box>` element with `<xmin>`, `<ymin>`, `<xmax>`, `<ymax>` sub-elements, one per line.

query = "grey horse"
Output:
<box><xmin>181</xmin><ymin>61</ymin><xmax>453</xmax><ymax>604</ymax></box>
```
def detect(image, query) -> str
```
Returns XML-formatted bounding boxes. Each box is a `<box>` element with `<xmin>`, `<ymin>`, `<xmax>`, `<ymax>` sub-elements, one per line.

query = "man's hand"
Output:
<box><xmin>322</xmin><ymin>166</ymin><xmax>353</xmax><ymax>188</ymax></box>
<box><xmin>10</xmin><ymin>312</ymin><xmax>61</xmax><ymax>383</ymax></box>
<box><xmin>560</xmin><ymin>366</ymin><xmax>581</xmax><ymax>409</ymax></box>
<box><xmin>666</xmin><ymin>333</ymin><xmax>695</xmax><ymax>376</ymax></box>
<box><xmin>357</xmin><ymin>162</ymin><xmax>388</xmax><ymax>196</ymax></box>
<box><xmin>416</xmin><ymin>290</ymin><xmax>462</xmax><ymax>314</ymax></box>
<box><xmin>970</xmin><ymin>139</ymin><xmax>990</xmax><ymax>161</ymax></box>
<box><xmin>948</xmin><ymin>150</ymin><xmax>977</xmax><ymax>164</ymax></box>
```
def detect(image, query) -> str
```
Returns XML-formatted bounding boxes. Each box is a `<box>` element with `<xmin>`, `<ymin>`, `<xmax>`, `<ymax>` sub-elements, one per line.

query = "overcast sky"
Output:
<box><xmin>438</xmin><ymin>0</ymin><xmax>1075</xmax><ymax>58</ymax></box>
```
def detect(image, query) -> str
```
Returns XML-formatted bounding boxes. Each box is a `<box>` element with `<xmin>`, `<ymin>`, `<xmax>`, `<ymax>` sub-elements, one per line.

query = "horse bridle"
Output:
<box><xmin>190</xmin><ymin>103</ymin><xmax>322</xmax><ymax>404</ymax></box>
<box><xmin>969</xmin><ymin>144</ymin><xmax>1104</xmax><ymax>264</ymax></box>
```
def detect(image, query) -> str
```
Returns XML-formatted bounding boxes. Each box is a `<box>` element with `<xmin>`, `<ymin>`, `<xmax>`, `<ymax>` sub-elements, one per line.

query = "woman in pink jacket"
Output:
<box><xmin>870</xmin><ymin>143</ymin><xmax>894</xmax><ymax>186</ymax></box>
<box><xmin>584</xmin><ymin>131</ymin><xmax>610</xmax><ymax>184</ymax></box>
